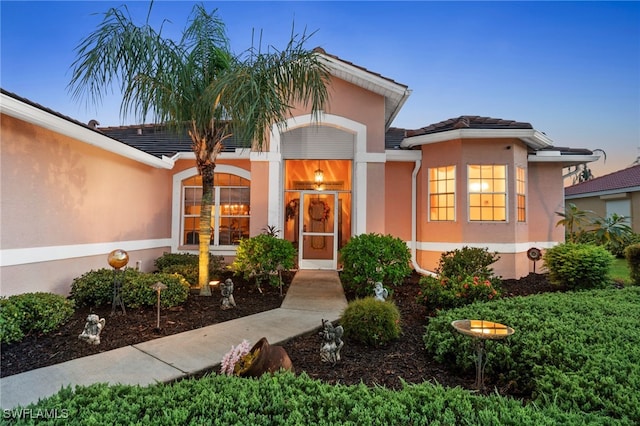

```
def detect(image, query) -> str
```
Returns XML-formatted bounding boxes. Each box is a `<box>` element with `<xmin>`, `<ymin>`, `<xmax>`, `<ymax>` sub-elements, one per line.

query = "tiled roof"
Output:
<box><xmin>385</xmin><ymin>127</ymin><xmax>406</xmax><ymax>149</ymax></box>
<box><xmin>101</xmin><ymin>124</ymin><xmax>407</xmax><ymax>156</ymax></box>
<box><xmin>406</xmin><ymin>115</ymin><xmax>533</xmax><ymax>138</ymax></box>
<box><xmin>99</xmin><ymin>125</ymin><xmax>246</xmax><ymax>158</ymax></box>
<box><xmin>565</xmin><ymin>164</ymin><xmax>640</xmax><ymax>196</ymax></box>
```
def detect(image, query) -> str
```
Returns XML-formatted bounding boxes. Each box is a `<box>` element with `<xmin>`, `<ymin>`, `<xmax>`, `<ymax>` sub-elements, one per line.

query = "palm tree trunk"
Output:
<box><xmin>198</xmin><ymin>163</ymin><xmax>215</xmax><ymax>295</ymax></box>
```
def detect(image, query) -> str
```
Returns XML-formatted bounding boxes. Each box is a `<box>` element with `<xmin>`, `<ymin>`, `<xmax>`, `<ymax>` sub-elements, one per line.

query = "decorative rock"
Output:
<box><xmin>79</xmin><ymin>314</ymin><xmax>106</xmax><ymax>345</ymax></box>
<box><xmin>373</xmin><ymin>282</ymin><xmax>388</xmax><ymax>301</ymax></box>
<box><xmin>221</xmin><ymin>278</ymin><xmax>236</xmax><ymax>310</ymax></box>
<box><xmin>319</xmin><ymin>319</ymin><xmax>344</xmax><ymax>365</ymax></box>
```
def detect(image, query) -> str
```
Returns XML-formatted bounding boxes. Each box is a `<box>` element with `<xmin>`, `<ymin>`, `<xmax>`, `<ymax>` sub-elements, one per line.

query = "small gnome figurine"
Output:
<box><xmin>79</xmin><ymin>314</ymin><xmax>106</xmax><ymax>345</ymax></box>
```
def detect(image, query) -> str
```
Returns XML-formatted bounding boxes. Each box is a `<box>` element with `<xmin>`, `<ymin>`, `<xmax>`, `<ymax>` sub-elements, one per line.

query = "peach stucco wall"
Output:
<box><xmin>415</xmin><ymin>138</ymin><xmax>566</xmax><ymax>279</ymax></box>
<box><xmin>1</xmin><ymin>114</ymin><xmax>173</xmax><ymax>296</ymax></box>
<box><xmin>384</xmin><ymin>161</ymin><xmax>413</xmax><ymax>240</ymax></box>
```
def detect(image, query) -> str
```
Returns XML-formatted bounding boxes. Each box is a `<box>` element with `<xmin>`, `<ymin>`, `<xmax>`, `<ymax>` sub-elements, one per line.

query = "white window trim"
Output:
<box><xmin>171</xmin><ymin>165</ymin><xmax>251</xmax><ymax>253</ymax></box>
<box><xmin>427</xmin><ymin>165</ymin><xmax>456</xmax><ymax>222</ymax></box>
<box><xmin>467</xmin><ymin>164</ymin><xmax>509</xmax><ymax>223</ymax></box>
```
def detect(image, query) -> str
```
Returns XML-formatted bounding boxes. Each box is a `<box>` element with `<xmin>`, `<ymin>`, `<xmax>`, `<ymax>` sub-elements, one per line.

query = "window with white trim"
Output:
<box><xmin>429</xmin><ymin>165</ymin><xmax>456</xmax><ymax>221</ymax></box>
<box><xmin>468</xmin><ymin>165</ymin><xmax>506</xmax><ymax>221</ymax></box>
<box><xmin>182</xmin><ymin>173</ymin><xmax>250</xmax><ymax>246</ymax></box>
<box><xmin>516</xmin><ymin>167</ymin><xmax>526</xmax><ymax>222</ymax></box>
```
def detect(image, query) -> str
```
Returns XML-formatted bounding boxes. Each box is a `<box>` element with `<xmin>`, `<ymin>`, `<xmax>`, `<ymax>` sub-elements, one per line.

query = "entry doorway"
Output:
<box><xmin>283</xmin><ymin>159</ymin><xmax>352</xmax><ymax>270</ymax></box>
<box><xmin>299</xmin><ymin>191</ymin><xmax>338</xmax><ymax>269</ymax></box>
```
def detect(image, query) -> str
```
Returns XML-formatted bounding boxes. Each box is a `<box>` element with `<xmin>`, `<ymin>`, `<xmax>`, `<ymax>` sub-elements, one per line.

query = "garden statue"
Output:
<box><xmin>78</xmin><ymin>314</ymin><xmax>106</xmax><ymax>345</ymax></box>
<box><xmin>221</xmin><ymin>278</ymin><xmax>236</xmax><ymax>310</ymax></box>
<box><xmin>319</xmin><ymin>319</ymin><xmax>344</xmax><ymax>365</ymax></box>
<box><xmin>373</xmin><ymin>282</ymin><xmax>388</xmax><ymax>301</ymax></box>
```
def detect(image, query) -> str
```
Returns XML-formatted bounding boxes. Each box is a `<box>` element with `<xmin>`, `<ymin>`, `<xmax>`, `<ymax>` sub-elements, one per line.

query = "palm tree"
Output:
<box><xmin>555</xmin><ymin>203</ymin><xmax>595</xmax><ymax>243</ymax></box>
<box><xmin>69</xmin><ymin>3</ymin><xmax>329</xmax><ymax>294</ymax></box>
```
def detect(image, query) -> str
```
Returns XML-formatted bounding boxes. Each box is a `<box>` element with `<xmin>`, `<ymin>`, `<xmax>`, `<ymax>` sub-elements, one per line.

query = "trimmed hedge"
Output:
<box><xmin>339</xmin><ymin>233</ymin><xmax>412</xmax><ymax>297</ymax></box>
<box><xmin>424</xmin><ymin>286</ymin><xmax>640</xmax><ymax>422</ymax></box>
<box><xmin>543</xmin><ymin>243</ymin><xmax>613</xmax><ymax>290</ymax></box>
<box><xmin>341</xmin><ymin>297</ymin><xmax>401</xmax><ymax>346</ymax></box>
<box><xmin>0</xmin><ymin>293</ymin><xmax>74</xmax><ymax>344</ymax></box>
<box><xmin>9</xmin><ymin>372</ymin><xmax>627</xmax><ymax>425</ymax></box>
<box><xmin>70</xmin><ymin>268</ymin><xmax>188</xmax><ymax>308</ymax></box>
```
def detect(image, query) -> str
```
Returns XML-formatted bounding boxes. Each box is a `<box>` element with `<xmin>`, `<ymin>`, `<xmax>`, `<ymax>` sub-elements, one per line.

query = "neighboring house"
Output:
<box><xmin>0</xmin><ymin>49</ymin><xmax>599</xmax><ymax>296</ymax></box>
<box><xmin>565</xmin><ymin>164</ymin><xmax>640</xmax><ymax>233</ymax></box>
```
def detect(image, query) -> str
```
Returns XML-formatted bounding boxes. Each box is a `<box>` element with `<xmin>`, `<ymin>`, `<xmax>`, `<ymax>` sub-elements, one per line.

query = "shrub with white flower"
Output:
<box><xmin>220</xmin><ymin>340</ymin><xmax>251</xmax><ymax>376</ymax></box>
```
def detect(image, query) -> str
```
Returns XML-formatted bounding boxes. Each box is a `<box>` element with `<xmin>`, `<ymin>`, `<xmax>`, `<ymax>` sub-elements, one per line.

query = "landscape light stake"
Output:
<box><xmin>151</xmin><ymin>281</ymin><xmax>167</xmax><ymax>331</ymax></box>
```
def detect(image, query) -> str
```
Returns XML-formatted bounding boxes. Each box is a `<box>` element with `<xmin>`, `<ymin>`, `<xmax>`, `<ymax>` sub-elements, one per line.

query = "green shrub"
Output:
<box><xmin>122</xmin><ymin>272</ymin><xmax>190</xmax><ymax>308</ymax></box>
<box><xmin>543</xmin><ymin>243</ymin><xmax>613</xmax><ymax>290</ymax></box>
<box><xmin>339</xmin><ymin>233</ymin><xmax>412</xmax><ymax>297</ymax></box>
<box><xmin>70</xmin><ymin>268</ymin><xmax>138</xmax><ymax>307</ymax></box>
<box><xmin>417</xmin><ymin>274</ymin><xmax>500</xmax><ymax>314</ymax></box>
<box><xmin>71</xmin><ymin>268</ymin><xmax>188</xmax><ymax>308</ymax></box>
<box><xmin>231</xmin><ymin>234</ymin><xmax>296</xmax><ymax>289</ymax></box>
<box><xmin>340</xmin><ymin>297</ymin><xmax>401</xmax><ymax>346</ymax></box>
<box><xmin>154</xmin><ymin>252</ymin><xmax>225</xmax><ymax>284</ymax></box>
<box><xmin>437</xmin><ymin>246</ymin><xmax>501</xmax><ymax>281</ymax></box>
<box><xmin>20</xmin><ymin>372</ymin><xmax>625</xmax><ymax>425</ymax></box>
<box><xmin>0</xmin><ymin>298</ymin><xmax>25</xmax><ymax>343</ymax></box>
<box><xmin>606</xmin><ymin>232</ymin><xmax>640</xmax><ymax>258</ymax></box>
<box><xmin>0</xmin><ymin>293</ymin><xmax>75</xmax><ymax>344</ymax></box>
<box><xmin>424</xmin><ymin>287</ymin><xmax>640</xmax><ymax>422</ymax></box>
<box><xmin>625</xmin><ymin>243</ymin><xmax>640</xmax><ymax>285</ymax></box>
<box><xmin>161</xmin><ymin>264</ymin><xmax>198</xmax><ymax>287</ymax></box>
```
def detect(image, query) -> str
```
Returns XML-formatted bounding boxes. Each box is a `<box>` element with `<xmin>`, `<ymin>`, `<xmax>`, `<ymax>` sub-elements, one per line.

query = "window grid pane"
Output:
<box><xmin>516</xmin><ymin>167</ymin><xmax>526</xmax><ymax>222</ymax></box>
<box><xmin>182</xmin><ymin>173</ymin><xmax>251</xmax><ymax>246</ymax></box>
<box><xmin>429</xmin><ymin>166</ymin><xmax>456</xmax><ymax>221</ymax></box>
<box><xmin>468</xmin><ymin>165</ymin><xmax>507</xmax><ymax>222</ymax></box>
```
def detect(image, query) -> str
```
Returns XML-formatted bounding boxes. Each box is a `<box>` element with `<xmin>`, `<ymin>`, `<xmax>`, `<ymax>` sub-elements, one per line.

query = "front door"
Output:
<box><xmin>299</xmin><ymin>191</ymin><xmax>338</xmax><ymax>269</ymax></box>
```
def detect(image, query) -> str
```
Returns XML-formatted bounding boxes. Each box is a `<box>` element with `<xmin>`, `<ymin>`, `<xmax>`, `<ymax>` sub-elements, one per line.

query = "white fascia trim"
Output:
<box><xmin>355</xmin><ymin>152</ymin><xmax>386</xmax><ymax>163</ymax></box>
<box><xmin>386</xmin><ymin>149</ymin><xmax>422</xmax><ymax>162</ymax></box>
<box><xmin>528</xmin><ymin>154</ymin><xmax>601</xmax><ymax>165</ymax></box>
<box><xmin>250</xmin><ymin>151</ymin><xmax>282</xmax><ymax>162</ymax></box>
<box><xmin>172</xmin><ymin>149</ymin><xmax>251</xmax><ymax>162</ymax></box>
<box><xmin>417</xmin><ymin>241</ymin><xmax>559</xmax><ymax>253</ymax></box>
<box><xmin>318</xmin><ymin>55</ymin><xmax>409</xmax><ymax>99</ymax></box>
<box><xmin>1</xmin><ymin>93</ymin><xmax>174</xmax><ymax>169</ymax></box>
<box><xmin>401</xmin><ymin>128</ymin><xmax>553</xmax><ymax>150</ymax></box>
<box><xmin>0</xmin><ymin>239</ymin><xmax>171</xmax><ymax>267</ymax></box>
<box><xmin>565</xmin><ymin>186</ymin><xmax>640</xmax><ymax>200</ymax></box>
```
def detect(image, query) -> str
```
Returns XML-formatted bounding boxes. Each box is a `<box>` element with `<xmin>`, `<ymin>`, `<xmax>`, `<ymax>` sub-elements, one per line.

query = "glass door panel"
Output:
<box><xmin>299</xmin><ymin>191</ymin><xmax>338</xmax><ymax>269</ymax></box>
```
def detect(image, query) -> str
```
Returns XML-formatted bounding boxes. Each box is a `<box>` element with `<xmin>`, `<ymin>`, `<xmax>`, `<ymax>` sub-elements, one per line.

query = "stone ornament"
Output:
<box><xmin>374</xmin><ymin>282</ymin><xmax>388</xmax><ymax>301</ymax></box>
<box><xmin>221</xmin><ymin>278</ymin><xmax>236</xmax><ymax>310</ymax></box>
<box><xmin>319</xmin><ymin>319</ymin><xmax>344</xmax><ymax>365</ymax></box>
<box><xmin>79</xmin><ymin>314</ymin><xmax>106</xmax><ymax>345</ymax></box>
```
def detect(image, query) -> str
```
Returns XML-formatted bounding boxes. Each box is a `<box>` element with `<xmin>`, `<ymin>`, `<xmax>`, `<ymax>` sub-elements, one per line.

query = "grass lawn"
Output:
<box><xmin>610</xmin><ymin>257</ymin><xmax>632</xmax><ymax>283</ymax></box>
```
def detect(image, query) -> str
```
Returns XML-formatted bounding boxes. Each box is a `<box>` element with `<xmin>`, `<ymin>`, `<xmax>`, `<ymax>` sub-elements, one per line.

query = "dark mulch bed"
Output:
<box><xmin>1</xmin><ymin>271</ymin><xmax>558</xmax><ymax>397</ymax></box>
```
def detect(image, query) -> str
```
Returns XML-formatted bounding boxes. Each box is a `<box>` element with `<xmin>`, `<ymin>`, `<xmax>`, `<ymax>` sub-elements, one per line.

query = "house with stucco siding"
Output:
<box><xmin>0</xmin><ymin>49</ymin><xmax>599</xmax><ymax>296</ymax></box>
<box><xmin>565</xmin><ymin>164</ymin><xmax>640</xmax><ymax>233</ymax></box>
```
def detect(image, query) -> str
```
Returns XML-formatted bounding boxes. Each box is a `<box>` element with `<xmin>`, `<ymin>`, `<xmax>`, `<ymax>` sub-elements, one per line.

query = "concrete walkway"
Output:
<box><xmin>0</xmin><ymin>270</ymin><xmax>347</xmax><ymax>409</ymax></box>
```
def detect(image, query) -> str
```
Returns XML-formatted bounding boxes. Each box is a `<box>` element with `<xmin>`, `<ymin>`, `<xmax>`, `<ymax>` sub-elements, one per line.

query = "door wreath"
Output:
<box><xmin>308</xmin><ymin>199</ymin><xmax>330</xmax><ymax>249</ymax></box>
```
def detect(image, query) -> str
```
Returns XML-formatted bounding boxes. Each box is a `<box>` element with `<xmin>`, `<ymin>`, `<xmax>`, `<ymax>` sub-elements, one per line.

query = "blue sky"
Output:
<box><xmin>2</xmin><ymin>1</ymin><xmax>639</xmax><ymax>177</ymax></box>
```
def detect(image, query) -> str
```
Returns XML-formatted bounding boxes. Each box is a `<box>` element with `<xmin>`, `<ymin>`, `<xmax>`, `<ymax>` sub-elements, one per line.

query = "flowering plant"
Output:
<box><xmin>220</xmin><ymin>339</ymin><xmax>251</xmax><ymax>376</ymax></box>
<box><xmin>416</xmin><ymin>274</ymin><xmax>500</xmax><ymax>314</ymax></box>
